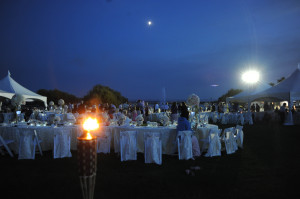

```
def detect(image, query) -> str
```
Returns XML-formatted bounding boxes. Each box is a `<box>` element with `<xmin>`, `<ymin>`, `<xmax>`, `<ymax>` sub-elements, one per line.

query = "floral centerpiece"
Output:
<box><xmin>58</xmin><ymin>99</ymin><xmax>65</xmax><ymax>106</ymax></box>
<box><xmin>11</xmin><ymin>94</ymin><xmax>26</xmax><ymax>123</ymax></box>
<box><xmin>159</xmin><ymin>114</ymin><xmax>170</xmax><ymax>126</ymax></box>
<box><xmin>186</xmin><ymin>93</ymin><xmax>200</xmax><ymax>124</ymax></box>
<box><xmin>186</xmin><ymin>93</ymin><xmax>200</xmax><ymax>107</ymax></box>
<box><xmin>135</xmin><ymin>114</ymin><xmax>144</xmax><ymax>126</ymax></box>
<box><xmin>101</xmin><ymin>112</ymin><xmax>109</xmax><ymax>125</ymax></box>
<box><xmin>64</xmin><ymin>105</ymin><xmax>68</xmax><ymax>113</ymax></box>
<box><xmin>53</xmin><ymin>115</ymin><xmax>61</xmax><ymax>125</ymax></box>
<box><xmin>117</xmin><ymin>113</ymin><xmax>126</xmax><ymax>126</ymax></box>
<box><xmin>55</xmin><ymin>99</ymin><xmax>64</xmax><ymax>114</ymax></box>
<box><xmin>49</xmin><ymin>101</ymin><xmax>55</xmax><ymax>111</ymax></box>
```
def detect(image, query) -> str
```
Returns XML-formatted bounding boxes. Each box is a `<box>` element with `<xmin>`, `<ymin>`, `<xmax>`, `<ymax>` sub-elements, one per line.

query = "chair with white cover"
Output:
<box><xmin>120</xmin><ymin>131</ymin><xmax>137</xmax><ymax>161</ymax></box>
<box><xmin>221</xmin><ymin>113</ymin><xmax>228</xmax><ymax>124</ymax></box>
<box><xmin>199</xmin><ymin>126</ymin><xmax>220</xmax><ymax>152</ymax></box>
<box><xmin>224</xmin><ymin>127</ymin><xmax>238</xmax><ymax>154</ymax></box>
<box><xmin>204</xmin><ymin>128</ymin><xmax>222</xmax><ymax>157</ymax></box>
<box><xmin>244</xmin><ymin>112</ymin><xmax>253</xmax><ymax>125</ymax></box>
<box><xmin>144</xmin><ymin>132</ymin><xmax>162</xmax><ymax>165</ymax></box>
<box><xmin>53</xmin><ymin>129</ymin><xmax>72</xmax><ymax>159</ymax></box>
<box><xmin>237</xmin><ymin>113</ymin><xmax>244</xmax><ymax>125</ymax></box>
<box><xmin>97</xmin><ymin>131</ymin><xmax>111</xmax><ymax>154</ymax></box>
<box><xmin>0</xmin><ymin>135</ymin><xmax>14</xmax><ymax>157</ymax></box>
<box><xmin>235</xmin><ymin>125</ymin><xmax>244</xmax><ymax>149</ymax></box>
<box><xmin>177</xmin><ymin>131</ymin><xmax>193</xmax><ymax>160</ymax></box>
<box><xmin>212</xmin><ymin>112</ymin><xmax>219</xmax><ymax>123</ymax></box>
<box><xmin>18</xmin><ymin>128</ymin><xmax>42</xmax><ymax>159</ymax></box>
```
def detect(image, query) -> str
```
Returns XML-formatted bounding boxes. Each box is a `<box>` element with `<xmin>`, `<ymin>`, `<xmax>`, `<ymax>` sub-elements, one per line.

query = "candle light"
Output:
<box><xmin>77</xmin><ymin>117</ymin><xmax>99</xmax><ymax>199</ymax></box>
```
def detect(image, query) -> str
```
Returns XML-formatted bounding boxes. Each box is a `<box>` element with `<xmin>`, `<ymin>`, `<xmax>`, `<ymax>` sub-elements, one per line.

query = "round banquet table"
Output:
<box><xmin>0</xmin><ymin>123</ymin><xmax>220</xmax><ymax>155</ymax></box>
<box><xmin>0</xmin><ymin>125</ymin><xmax>82</xmax><ymax>154</ymax></box>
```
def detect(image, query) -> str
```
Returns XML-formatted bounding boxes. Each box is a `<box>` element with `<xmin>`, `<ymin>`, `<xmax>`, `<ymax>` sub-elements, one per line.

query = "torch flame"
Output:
<box><xmin>83</xmin><ymin>117</ymin><xmax>99</xmax><ymax>131</ymax></box>
<box><xmin>82</xmin><ymin>117</ymin><xmax>99</xmax><ymax>140</ymax></box>
<box><xmin>86</xmin><ymin>132</ymin><xmax>93</xmax><ymax>140</ymax></box>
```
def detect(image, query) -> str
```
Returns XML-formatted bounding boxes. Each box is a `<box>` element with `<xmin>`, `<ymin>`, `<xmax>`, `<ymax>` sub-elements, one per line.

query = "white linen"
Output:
<box><xmin>177</xmin><ymin>131</ymin><xmax>193</xmax><ymax>160</ymax></box>
<box><xmin>53</xmin><ymin>129</ymin><xmax>72</xmax><ymax>158</ymax></box>
<box><xmin>0</xmin><ymin>125</ymin><xmax>82</xmax><ymax>154</ymax></box>
<box><xmin>120</xmin><ymin>131</ymin><xmax>137</xmax><ymax>161</ymax></box>
<box><xmin>204</xmin><ymin>133</ymin><xmax>221</xmax><ymax>157</ymax></box>
<box><xmin>110</xmin><ymin>126</ymin><xmax>177</xmax><ymax>155</ymax></box>
<box><xmin>144</xmin><ymin>132</ymin><xmax>162</xmax><ymax>164</ymax></box>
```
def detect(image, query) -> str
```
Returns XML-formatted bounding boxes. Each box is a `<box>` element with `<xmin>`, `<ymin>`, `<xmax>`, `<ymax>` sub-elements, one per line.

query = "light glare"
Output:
<box><xmin>242</xmin><ymin>70</ymin><xmax>259</xmax><ymax>84</ymax></box>
<box><xmin>83</xmin><ymin>117</ymin><xmax>99</xmax><ymax>131</ymax></box>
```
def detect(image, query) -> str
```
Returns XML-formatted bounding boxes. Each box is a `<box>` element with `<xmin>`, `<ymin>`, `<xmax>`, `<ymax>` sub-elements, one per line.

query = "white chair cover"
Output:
<box><xmin>53</xmin><ymin>129</ymin><xmax>72</xmax><ymax>158</ymax></box>
<box><xmin>18</xmin><ymin>128</ymin><xmax>37</xmax><ymax>160</ymax></box>
<box><xmin>199</xmin><ymin>127</ymin><xmax>220</xmax><ymax>152</ymax></box>
<box><xmin>191</xmin><ymin>135</ymin><xmax>201</xmax><ymax>157</ymax></box>
<box><xmin>0</xmin><ymin>135</ymin><xmax>14</xmax><ymax>157</ymax></box>
<box><xmin>245</xmin><ymin>112</ymin><xmax>253</xmax><ymax>125</ymax></box>
<box><xmin>229</xmin><ymin>113</ymin><xmax>237</xmax><ymax>124</ymax></box>
<box><xmin>144</xmin><ymin>132</ymin><xmax>162</xmax><ymax>165</ymax></box>
<box><xmin>211</xmin><ymin>112</ymin><xmax>218</xmax><ymax>123</ymax></box>
<box><xmin>204</xmin><ymin>132</ymin><xmax>222</xmax><ymax>157</ymax></box>
<box><xmin>177</xmin><ymin>131</ymin><xmax>193</xmax><ymax>160</ymax></box>
<box><xmin>224</xmin><ymin>129</ymin><xmax>238</xmax><ymax>154</ymax></box>
<box><xmin>97</xmin><ymin>131</ymin><xmax>111</xmax><ymax>154</ymax></box>
<box><xmin>120</xmin><ymin>131</ymin><xmax>137</xmax><ymax>161</ymax></box>
<box><xmin>221</xmin><ymin>113</ymin><xmax>228</xmax><ymax>124</ymax></box>
<box><xmin>235</xmin><ymin>125</ymin><xmax>244</xmax><ymax>148</ymax></box>
<box><xmin>238</xmin><ymin>114</ymin><xmax>244</xmax><ymax>125</ymax></box>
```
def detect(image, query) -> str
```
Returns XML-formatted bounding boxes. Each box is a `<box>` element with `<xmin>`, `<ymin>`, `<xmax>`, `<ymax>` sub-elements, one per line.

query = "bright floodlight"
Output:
<box><xmin>148</xmin><ymin>21</ymin><xmax>152</xmax><ymax>26</ymax></box>
<box><xmin>242</xmin><ymin>70</ymin><xmax>259</xmax><ymax>84</ymax></box>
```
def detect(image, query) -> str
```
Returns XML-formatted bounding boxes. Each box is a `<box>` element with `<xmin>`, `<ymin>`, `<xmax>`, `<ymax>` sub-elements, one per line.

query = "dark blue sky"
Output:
<box><xmin>1</xmin><ymin>0</ymin><xmax>300</xmax><ymax>101</ymax></box>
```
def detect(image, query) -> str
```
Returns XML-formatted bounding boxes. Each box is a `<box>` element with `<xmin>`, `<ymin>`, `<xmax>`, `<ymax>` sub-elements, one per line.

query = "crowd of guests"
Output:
<box><xmin>1</xmin><ymin>97</ymin><xmax>299</xmax><ymax>125</ymax></box>
<box><xmin>69</xmin><ymin>100</ymin><xmax>189</xmax><ymax>123</ymax></box>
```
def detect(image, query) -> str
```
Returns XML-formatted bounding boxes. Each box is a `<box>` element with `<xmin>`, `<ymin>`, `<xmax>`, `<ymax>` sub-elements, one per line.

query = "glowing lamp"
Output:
<box><xmin>77</xmin><ymin>117</ymin><xmax>100</xmax><ymax>199</ymax></box>
<box><xmin>242</xmin><ymin>70</ymin><xmax>259</xmax><ymax>84</ymax></box>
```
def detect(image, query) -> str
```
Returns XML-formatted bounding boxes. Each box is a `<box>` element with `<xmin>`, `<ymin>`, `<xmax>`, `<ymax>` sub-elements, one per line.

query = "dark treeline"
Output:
<box><xmin>37</xmin><ymin>86</ymin><xmax>244</xmax><ymax>107</ymax></box>
<box><xmin>37</xmin><ymin>84</ymin><xmax>128</xmax><ymax>106</ymax></box>
<box><xmin>218</xmin><ymin>88</ymin><xmax>243</xmax><ymax>102</ymax></box>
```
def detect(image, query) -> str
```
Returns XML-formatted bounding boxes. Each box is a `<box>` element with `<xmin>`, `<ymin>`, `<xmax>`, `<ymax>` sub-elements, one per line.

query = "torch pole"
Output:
<box><xmin>77</xmin><ymin>131</ymin><xmax>97</xmax><ymax>199</ymax></box>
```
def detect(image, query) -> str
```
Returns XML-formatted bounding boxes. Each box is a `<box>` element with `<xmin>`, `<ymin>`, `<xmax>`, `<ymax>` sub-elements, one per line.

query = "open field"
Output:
<box><xmin>1</xmin><ymin>123</ymin><xmax>300</xmax><ymax>199</ymax></box>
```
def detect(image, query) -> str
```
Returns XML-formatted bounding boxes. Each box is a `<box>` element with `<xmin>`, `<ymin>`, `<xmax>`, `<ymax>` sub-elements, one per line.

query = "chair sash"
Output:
<box><xmin>177</xmin><ymin>131</ymin><xmax>193</xmax><ymax>160</ymax></box>
<box><xmin>224</xmin><ymin>131</ymin><xmax>238</xmax><ymax>154</ymax></box>
<box><xmin>205</xmin><ymin>133</ymin><xmax>221</xmax><ymax>157</ymax></box>
<box><xmin>144</xmin><ymin>132</ymin><xmax>162</xmax><ymax>164</ymax></box>
<box><xmin>120</xmin><ymin>131</ymin><xmax>137</xmax><ymax>161</ymax></box>
<box><xmin>235</xmin><ymin>129</ymin><xmax>244</xmax><ymax>148</ymax></box>
<box><xmin>18</xmin><ymin>129</ymin><xmax>36</xmax><ymax>160</ymax></box>
<box><xmin>53</xmin><ymin>130</ymin><xmax>72</xmax><ymax>159</ymax></box>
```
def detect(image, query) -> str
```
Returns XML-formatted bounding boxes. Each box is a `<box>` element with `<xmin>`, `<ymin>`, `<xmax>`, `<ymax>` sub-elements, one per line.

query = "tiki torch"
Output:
<box><xmin>77</xmin><ymin>117</ymin><xmax>99</xmax><ymax>199</ymax></box>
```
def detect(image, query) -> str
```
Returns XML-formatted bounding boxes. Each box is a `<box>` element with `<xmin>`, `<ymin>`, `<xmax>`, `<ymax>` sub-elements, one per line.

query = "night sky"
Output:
<box><xmin>1</xmin><ymin>0</ymin><xmax>300</xmax><ymax>101</ymax></box>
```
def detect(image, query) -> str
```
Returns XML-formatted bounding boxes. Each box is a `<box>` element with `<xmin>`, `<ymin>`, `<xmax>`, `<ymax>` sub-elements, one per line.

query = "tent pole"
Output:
<box><xmin>284</xmin><ymin>93</ymin><xmax>294</xmax><ymax>125</ymax></box>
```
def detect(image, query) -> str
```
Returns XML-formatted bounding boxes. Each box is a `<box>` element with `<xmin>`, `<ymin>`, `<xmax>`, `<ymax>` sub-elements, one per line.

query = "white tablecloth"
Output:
<box><xmin>0</xmin><ymin>125</ymin><xmax>82</xmax><ymax>154</ymax></box>
<box><xmin>0</xmin><ymin>124</ymin><xmax>220</xmax><ymax>155</ymax></box>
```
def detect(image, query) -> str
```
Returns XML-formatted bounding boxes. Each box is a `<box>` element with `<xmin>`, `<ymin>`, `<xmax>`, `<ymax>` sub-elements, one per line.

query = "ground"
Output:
<box><xmin>1</xmin><ymin>123</ymin><xmax>300</xmax><ymax>199</ymax></box>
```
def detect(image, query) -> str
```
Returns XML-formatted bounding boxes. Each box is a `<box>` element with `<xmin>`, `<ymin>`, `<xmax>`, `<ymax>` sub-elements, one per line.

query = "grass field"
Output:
<box><xmin>1</xmin><ymin>123</ymin><xmax>300</xmax><ymax>199</ymax></box>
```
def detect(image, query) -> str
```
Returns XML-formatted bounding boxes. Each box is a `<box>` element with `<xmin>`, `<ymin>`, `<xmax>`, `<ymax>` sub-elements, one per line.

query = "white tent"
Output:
<box><xmin>0</xmin><ymin>71</ymin><xmax>47</xmax><ymax>107</ymax></box>
<box><xmin>226</xmin><ymin>83</ymin><xmax>272</xmax><ymax>103</ymax></box>
<box><xmin>250</xmin><ymin>64</ymin><xmax>300</xmax><ymax>125</ymax></box>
